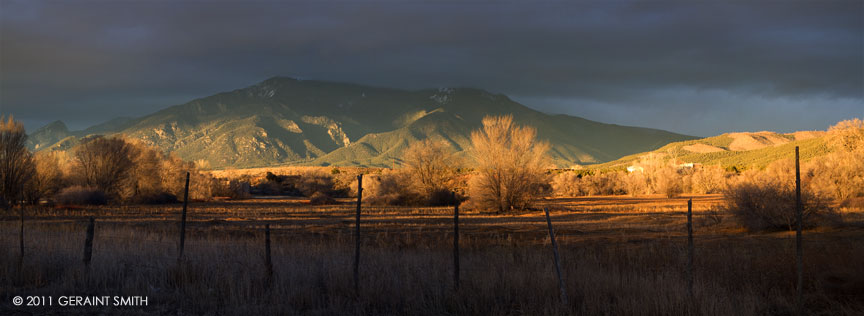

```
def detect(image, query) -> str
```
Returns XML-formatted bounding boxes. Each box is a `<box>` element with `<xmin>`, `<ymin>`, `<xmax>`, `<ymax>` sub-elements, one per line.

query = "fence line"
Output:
<box><xmin>0</xmin><ymin>156</ymin><xmax>817</xmax><ymax>311</ymax></box>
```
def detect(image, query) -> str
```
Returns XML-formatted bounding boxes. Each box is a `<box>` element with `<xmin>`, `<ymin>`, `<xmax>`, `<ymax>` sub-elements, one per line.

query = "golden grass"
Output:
<box><xmin>2</xmin><ymin>195</ymin><xmax>863</xmax><ymax>315</ymax></box>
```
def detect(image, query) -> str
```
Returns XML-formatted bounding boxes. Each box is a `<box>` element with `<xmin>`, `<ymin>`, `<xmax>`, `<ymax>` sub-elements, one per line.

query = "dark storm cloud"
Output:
<box><xmin>1</xmin><ymin>0</ymin><xmax>861</xmax><ymax>136</ymax></box>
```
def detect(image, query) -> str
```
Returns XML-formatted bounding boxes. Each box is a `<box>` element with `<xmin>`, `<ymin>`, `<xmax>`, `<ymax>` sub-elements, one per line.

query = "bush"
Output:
<box><xmin>402</xmin><ymin>139</ymin><xmax>460</xmax><ymax>200</ymax></box>
<box><xmin>723</xmin><ymin>180</ymin><xmax>837</xmax><ymax>231</ymax></box>
<box><xmin>309</xmin><ymin>192</ymin><xmax>336</xmax><ymax>205</ymax></box>
<box><xmin>654</xmin><ymin>167</ymin><xmax>683</xmax><ymax>198</ymax></box>
<box><xmin>687</xmin><ymin>166</ymin><xmax>728</xmax><ymax>194</ymax></box>
<box><xmin>697</xmin><ymin>205</ymin><xmax>725</xmax><ymax>228</ymax></box>
<box><xmin>585</xmin><ymin>172</ymin><xmax>627</xmax><ymax>196</ymax></box>
<box><xmin>212</xmin><ymin>180</ymin><xmax>251</xmax><ymax>200</ymax></box>
<box><xmin>132</xmin><ymin>191</ymin><xmax>179</xmax><ymax>204</ymax></box>
<box><xmin>55</xmin><ymin>186</ymin><xmax>108</xmax><ymax>206</ymax></box>
<box><xmin>356</xmin><ymin>171</ymin><xmax>423</xmax><ymax>206</ymax></box>
<box><xmin>427</xmin><ymin>188</ymin><xmax>460</xmax><ymax>206</ymax></box>
<box><xmin>551</xmin><ymin>171</ymin><xmax>586</xmax><ymax>197</ymax></box>
<box><xmin>295</xmin><ymin>173</ymin><xmax>339</xmax><ymax>197</ymax></box>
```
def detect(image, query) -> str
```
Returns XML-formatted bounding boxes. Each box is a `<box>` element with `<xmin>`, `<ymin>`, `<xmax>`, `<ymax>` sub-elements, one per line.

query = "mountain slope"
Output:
<box><xmin>28</xmin><ymin>77</ymin><xmax>695</xmax><ymax>168</ymax></box>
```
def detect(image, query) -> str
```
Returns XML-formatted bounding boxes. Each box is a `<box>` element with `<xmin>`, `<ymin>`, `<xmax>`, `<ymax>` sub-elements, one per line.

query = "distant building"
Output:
<box><xmin>675</xmin><ymin>162</ymin><xmax>701</xmax><ymax>169</ymax></box>
<box><xmin>626</xmin><ymin>166</ymin><xmax>644</xmax><ymax>173</ymax></box>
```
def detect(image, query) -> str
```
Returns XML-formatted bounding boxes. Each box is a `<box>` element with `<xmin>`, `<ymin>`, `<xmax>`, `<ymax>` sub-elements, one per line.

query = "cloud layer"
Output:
<box><xmin>1</xmin><ymin>0</ymin><xmax>861</xmax><ymax>136</ymax></box>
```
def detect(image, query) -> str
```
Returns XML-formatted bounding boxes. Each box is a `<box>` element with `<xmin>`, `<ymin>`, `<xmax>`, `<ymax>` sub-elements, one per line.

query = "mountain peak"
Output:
<box><xmin>35</xmin><ymin>120</ymin><xmax>68</xmax><ymax>133</ymax></box>
<box><xmin>27</xmin><ymin>120</ymin><xmax>71</xmax><ymax>150</ymax></box>
<box><xmin>260</xmin><ymin>76</ymin><xmax>301</xmax><ymax>84</ymax></box>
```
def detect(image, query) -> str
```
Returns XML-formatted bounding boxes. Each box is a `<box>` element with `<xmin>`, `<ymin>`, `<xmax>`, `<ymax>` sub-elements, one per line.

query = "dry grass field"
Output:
<box><xmin>2</xmin><ymin>195</ymin><xmax>863</xmax><ymax>315</ymax></box>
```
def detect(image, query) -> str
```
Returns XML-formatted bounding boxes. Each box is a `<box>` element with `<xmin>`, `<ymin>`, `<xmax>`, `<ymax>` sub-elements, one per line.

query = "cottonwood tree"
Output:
<box><xmin>402</xmin><ymin>139</ymin><xmax>459</xmax><ymax>204</ymax></box>
<box><xmin>24</xmin><ymin>151</ymin><xmax>65</xmax><ymax>203</ymax></box>
<box><xmin>828</xmin><ymin>118</ymin><xmax>864</xmax><ymax>154</ymax></box>
<box><xmin>468</xmin><ymin>115</ymin><xmax>549</xmax><ymax>212</ymax></box>
<box><xmin>809</xmin><ymin>119</ymin><xmax>864</xmax><ymax>200</ymax></box>
<box><xmin>0</xmin><ymin>116</ymin><xmax>34</xmax><ymax>208</ymax></box>
<box><xmin>73</xmin><ymin>136</ymin><xmax>135</xmax><ymax>198</ymax></box>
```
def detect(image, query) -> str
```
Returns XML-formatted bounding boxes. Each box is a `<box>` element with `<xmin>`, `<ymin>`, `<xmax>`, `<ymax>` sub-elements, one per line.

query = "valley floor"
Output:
<box><xmin>2</xmin><ymin>195</ymin><xmax>863</xmax><ymax>315</ymax></box>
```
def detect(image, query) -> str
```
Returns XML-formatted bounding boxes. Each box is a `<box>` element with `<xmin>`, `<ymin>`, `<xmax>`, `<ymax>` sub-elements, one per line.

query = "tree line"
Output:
<box><xmin>2</xmin><ymin>114</ymin><xmax>863</xmax><ymax>231</ymax></box>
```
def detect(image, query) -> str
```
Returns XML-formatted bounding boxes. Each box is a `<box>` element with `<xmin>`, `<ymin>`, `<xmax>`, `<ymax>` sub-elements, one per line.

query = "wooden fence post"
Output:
<box><xmin>687</xmin><ymin>198</ymin><xmax>694</xmax><ymax>299</ymax></box>
<box><xmin>18</xmin><ymin>205</ymin><xmax>24</xmax><ymax>270</ymax></box>
<box><xmin>178</xmin><ymin>172</ymin><xmax>190</xmax><ymax>262</ymax></box>
<box><xmin>83</xmin><ymin>217</ymin><xmax>95</xmax><ymax>266</ymax></box>
<box><xmin>354</xmin><ymin>174</ymin><xmax>363</xmax><ymax>293</ymax></box>
<box><xmin>453</xmin><ymin>191</ymin><xmax>460</xmax><ymax>291</ymax></box>
<box><xmin>795</xmin><ymin>146</ymin><xmax>803</xmax><ymax>316</ymax></box>
<box><xmin>265</xmin><ymin>224</ymin><xmax>273</xmax><ymax>279</ymax></box>
<box><xmin>544</xmin><ymin>208</ymin><xmax>568</xmax><ymax>305</ymax></box>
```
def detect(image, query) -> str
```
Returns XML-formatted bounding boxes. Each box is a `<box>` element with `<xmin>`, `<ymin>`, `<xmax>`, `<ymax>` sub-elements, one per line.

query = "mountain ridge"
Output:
<box><xmin>27</xmin><ymin>77</ymin><xmax>696</xmax><ymax>168</ymax></box>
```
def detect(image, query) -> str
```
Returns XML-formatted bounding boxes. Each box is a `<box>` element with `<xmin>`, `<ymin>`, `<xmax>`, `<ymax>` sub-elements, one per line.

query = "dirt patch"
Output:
<box><xmin>727</xmin><ymin>131</ymin><xmax>792</xmax><ymax>151</ymax></box>
<box><xmin>683</xmin><ymin>143</ymin><xmax>726</xmax><ymax>153</ymax></box>
<box><xmin>789</xmin><ymin>130</ymin><xmax>825</xmax><ymax>141</ymax></box>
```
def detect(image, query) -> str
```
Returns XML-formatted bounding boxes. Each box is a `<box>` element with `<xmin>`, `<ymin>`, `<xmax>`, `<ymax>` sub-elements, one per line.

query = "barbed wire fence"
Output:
<box><xmin>0</xmin><ymin>147</ymin><xmax>818</xmax><ymax>310</ymax></box>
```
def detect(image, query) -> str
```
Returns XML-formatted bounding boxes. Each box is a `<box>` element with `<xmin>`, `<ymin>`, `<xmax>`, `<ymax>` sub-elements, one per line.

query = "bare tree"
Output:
<box><xmin>126</xmin><ymin>139</ymin><xmax>164</xmax><ymax>197</ymax></box>
<box><xmin>468</xmin><ymin>115</ymin><xmax>549</xmax><ymax>212</ymax></box>
<box><xmin>808</xmin><ymin>118</ymin><xmax>864</xmax><ymax>200</ymax></box>
<box><xmin>24</xmin><ymin>151</ymin><xmax>65</xmax><ymax>203</ymax></box>
<box><xmin>827</xmin><ymin>118</ymin><xmax>864</xmax><ymax>154</ymax></box>
<box><xmin>0</xmin><ymin>116</ymin><xmax>34</xmax><ymax>208</ymax></box>
<box><xmin>402</xmin><ymin>139</ymin><xmax>459</xmax><ymax>203</ymax></box>
<box><xmin>73</xmin><ymin>136</ymin><xmax>135</xmax><ymax>197</ymax></box>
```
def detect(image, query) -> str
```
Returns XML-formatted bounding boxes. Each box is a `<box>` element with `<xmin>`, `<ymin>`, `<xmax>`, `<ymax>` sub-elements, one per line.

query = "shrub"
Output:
<box><xmin>402</xmin><ymin>139</ymin><xmax>460</xmax><ymax>201</ymax></box>
<box><xmin>295</xmin><ymin>173</ymin><xmax>339</xmax><ymax>197</ymax></box>
<box><xmin>551</xmin><ymin>171</ymin><xmax>586</xmax><ymax>197</ymax></box>
<box><xmin>623</xmin><ymin>171</ymin><xmax>648</xmax><ymax>196</ymax></box>
<box><xmin>212</xmin><ymin>179</ymin><xmax>251</xmax><ymax>200</ymax></box>
<box><xmin>723</xmin><ymin>180</ymin><xmax>837</xmax><ymax>231</ymax></box>
<box><xmin>697</xmin><ymin>205</ymin><xmax>725</xmax><ymax>228</ymax></box>
<box><xmin>427</xmin><ymin>188</ymin><xmax>460</xmax><ymax>206</ymax></box>
<box><xmin>309</xmin><ymin>192</ymin><xmax>336</xmax><ymax>205</ymax></box>
<box><xmin>355</xmin><ymin>171</ymin><xmax>422</xmax><ymax>206</ymax></box>
<box><xmin>584</xmin><ymin>172</ymin><xmax>627</xmax><ymax>196</ymax></box>
<box><xmin>55</xmin><ymin>186</ymin><xmax>108</xmax><ymax>206</ymax></box>
<box><xmin>807</xmin><ymin>150</ymin><xmax>864</xmax><ymax>200</ymax></box>
<box><xmin>132</xmin><ymin>191</ymin><xmax>179</xmax><ymax>204</ymax></box>
<box><xmin>654</xmin><ymin>167</ymin><xmax>683</xmax><ymax>198</ymax></box>
<box><xmin>252</xmin><ymin>180</ymin><xmax>287</xmax><ymax>196</ymax></box>
<box><xmin>688</xmin><ymin>166</ymin><xmax>728</xmax><ymax>194</ymax></box>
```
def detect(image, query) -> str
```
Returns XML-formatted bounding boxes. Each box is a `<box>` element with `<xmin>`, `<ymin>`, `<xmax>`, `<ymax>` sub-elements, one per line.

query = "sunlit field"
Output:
<box><xmin>3</xmin><ymin>195</ymin><xmax>863</xmax><ymax>315</ymax></box>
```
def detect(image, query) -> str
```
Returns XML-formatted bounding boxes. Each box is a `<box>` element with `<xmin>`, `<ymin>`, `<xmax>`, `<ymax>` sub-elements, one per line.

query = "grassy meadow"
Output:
<box><xmin>2</xmin><ymin>195</ymin><xmax>863</xmax><ymax>315</ymax></box>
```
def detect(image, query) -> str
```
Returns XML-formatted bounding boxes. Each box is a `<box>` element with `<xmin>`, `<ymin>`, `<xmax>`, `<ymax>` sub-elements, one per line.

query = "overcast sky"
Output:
<box><xmin>1</xmin><ymin>0</ymin><xmax>861</xmax><ymax>137</ymax></box>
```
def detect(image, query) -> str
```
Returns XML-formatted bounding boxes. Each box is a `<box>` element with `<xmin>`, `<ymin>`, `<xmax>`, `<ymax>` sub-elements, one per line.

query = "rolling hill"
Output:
<box><xmin>590</xmin><ymin>130</ymin><xmax>832</xmax><ymax>171</ymax></box>
<box><xmin>27</xmin><ymin>77</ymin><xmax>695</xmax><ymax>168</ymax></box>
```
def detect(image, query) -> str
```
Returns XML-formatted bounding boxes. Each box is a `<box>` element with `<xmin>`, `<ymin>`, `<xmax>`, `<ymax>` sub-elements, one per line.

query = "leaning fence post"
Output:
<box><xmin>453</xmin><ymin>191</ymin><xmax>460</xmax><ymax>291</ymax></box>
<box><xmin>354</xmin><ymin>174</ymin><xmax>363</xmax><ymax>293</ymax></box>
<box><xmin>687</xmin><ymin>198</ymin><xmax>694</xmax><ymax>299</ymax></box>
<box><xmin>544</xmin><ymin>207</ymin><xmax>568</xmax><ymax>305</ymax></box>
<box><xmin>83</xmin><ymin>217</ymin><xmax>95</xmax><ymax>266</ymax></box>
<box><xmin>795</xmin><ymin>146</ymin><xmax>803</xmax><ymax>316</ymax></box>
<box><xmin>265</xmin><ymin>224</ymin><xmax>273</xmax><ymax>279</ymax></box>
<box><xmin>178</xmin><ymin>172</ymin><xmax>190</xmax><ymax>262</ymax></box>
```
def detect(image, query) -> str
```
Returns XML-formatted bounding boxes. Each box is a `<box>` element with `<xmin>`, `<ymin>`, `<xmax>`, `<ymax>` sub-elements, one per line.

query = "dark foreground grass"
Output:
<box><xmin>1</xmin><ymin>203</ymin><xmax>863</xmax><ymax>315</ymax></box>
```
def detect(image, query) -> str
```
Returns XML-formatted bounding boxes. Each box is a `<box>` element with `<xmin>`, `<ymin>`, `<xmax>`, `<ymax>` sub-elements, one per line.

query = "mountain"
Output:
<box><xmin>27</xmin><ymin>120</ymin><xmax>71</xmax><ymax>151</ymax></box>
<box><xmin>27</xmin><ymin>77</ymin><xmax>695</xmax><ymax>168</ymax></box>
<box><xmin>590</xmin><ymin>130</ymin><xmax>831</xmax><ymax>171</ymax></box>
